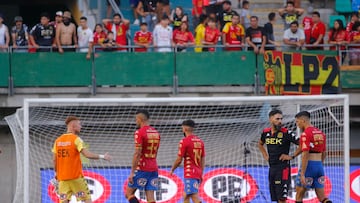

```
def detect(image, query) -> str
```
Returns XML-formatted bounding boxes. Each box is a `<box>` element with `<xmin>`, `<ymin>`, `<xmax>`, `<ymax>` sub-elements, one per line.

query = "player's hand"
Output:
<box><xmin>169</xmin><ymin>170</ymin><xmax>173</xmax><ymax>176</ymax></box>
<box><xmin>103</xmin><ymin>152</ymin><xmax>111</xmax><ymax>161</ymax></box>
<box><xmin>58</xmin><ymin>48</ymin><xmax>64</xmax><ymax>54</ymax></box>
<box><xmin>86</xmin><ymin>53</ymin><xmax>91</xmax><ymax>60</ymax></box>
<box><xmin>300</xmin><ymin>174</ymin><xmax>306</xmax><ymax>186</ymax></box>
<box><xmin>128</xmin><ymin>172</ymin><xmax>135</xmax><ymax>184</ymax></box>
<box><xmin>259</xmin><ymin>47</ymin><xmax>265</xmax><ymax>54</ymax></box>
<box><xmin>279</xmin><ymin>154</ymin><xmax>292</xmax><ymax>161</ymax></box>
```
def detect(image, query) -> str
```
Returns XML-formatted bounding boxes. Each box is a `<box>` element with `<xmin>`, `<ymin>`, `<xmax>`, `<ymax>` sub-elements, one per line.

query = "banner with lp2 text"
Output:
<box><xmin>263</xmin><ymin>50</ymin><xmax>339</xmax><ymax>95</ymax></box>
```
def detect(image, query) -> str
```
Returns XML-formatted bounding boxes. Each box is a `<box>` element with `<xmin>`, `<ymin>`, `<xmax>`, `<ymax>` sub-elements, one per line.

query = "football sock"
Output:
<box><xmin>128</xmin><ymin>195</ymin><xmax>139</xmax><ymax>203</ymax></box>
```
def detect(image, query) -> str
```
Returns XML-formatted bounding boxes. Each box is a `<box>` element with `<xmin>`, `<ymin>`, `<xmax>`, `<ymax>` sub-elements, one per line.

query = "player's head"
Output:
<box><xmin>65</xmin><ymin>116</ymin><xmax>81</xmax><ymax>134</ymax></box>
<box><xmin>135</xmin><ymin>109</ymin><xmax>150</xmax><ymax>128</ymax></box>
<box><xmin>250</xmin><ymin>16</ymin><xmax>258</xmax><ymax>28</ymax></box>
<box><xmin>268</xmin><ymin>109</ymin><xmax>283</xmax><ymax>130</ymax></box>
<box><xmin>242</xmin><ymin>1</ymin><xmax>249</xmax><ymax>9</ymax></box>
<box><xmin>160</xmin><ymin>14</ymin><xmax>170</xmax><ymax>26</ymax></box>
<box><xmin>182</xmin><ymin>119</ymin><xmax>195</xmax><ymax>136</ymax></box>
<box><xmin>295</xmin><ymin>111</ymin><xmax>311</xmax><ymax>131</ymax></box>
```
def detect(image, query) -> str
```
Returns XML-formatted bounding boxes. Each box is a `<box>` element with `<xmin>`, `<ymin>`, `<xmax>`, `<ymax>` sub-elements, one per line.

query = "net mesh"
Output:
<box><xmin>5</xmin><ymin>97</ymin><xmax>347</xmax><ymax>203</ymax></box>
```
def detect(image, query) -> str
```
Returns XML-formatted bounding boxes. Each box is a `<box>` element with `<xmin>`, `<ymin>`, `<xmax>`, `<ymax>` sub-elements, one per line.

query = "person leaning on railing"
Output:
<box><xmin>328</xmin><ymin>19</ymin><xmax>349</xmax><ymax>63</ymax></box>
<box><xmin>348</xmin><ymin>21</ymin><xmax>360</xmax><ymax>66</ymax></box>
<box><xmin>0</xmin><ymin>13</ymin><xmax>10</xmax><ymax>53</ymax></box>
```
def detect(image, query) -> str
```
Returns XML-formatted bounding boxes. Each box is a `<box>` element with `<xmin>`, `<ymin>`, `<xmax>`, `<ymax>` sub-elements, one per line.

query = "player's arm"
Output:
<box><xmin>300</xmin><ymin>150</ymin><xmax>309</xmax><ymax>183</ymax></box>
<box><xmin>170</xmin><ymin>156</ymin><xmax>182</xmax><ymax>174</ymax></box>
<box><xmin>295</xmin><ymin>8</ymin><xmax>305</xmax><ymax>16</ymax></box>
<box><xmin>81</xmin><ymin>148</ymin><xmax>111</xmax><ymax>160</ymax></box>
<box><xmin>321</xmin><ymin>151</ymin><xmax>326</xmax><ymax>163</ymax></box>
<box><xmin>53</xmin><ymin>153</ymin><xmax>57</xmax><ymax>176</ymax></box>
<box><xmin>258</xmin><ymin>139</ymin><xmax>269</xmax><ymax>161</ymax></box>
<box><xmin>55</xmin><ymin>25</ymin><xmax>63</xmax><ymax>53</ymax></box>
<box><xmin>72</xmin><ymin>25</ymin><xmax>78</xmax><ymax>48</ymax></box>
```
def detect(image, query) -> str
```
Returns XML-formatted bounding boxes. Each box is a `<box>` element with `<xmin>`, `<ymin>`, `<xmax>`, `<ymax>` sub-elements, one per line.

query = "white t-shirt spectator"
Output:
<box><xmin>283</xmin><ymin>28</ymin><xmax>305</xmax><ymax>50</ymax></box>
<box><xmin>0</xmin><ymin>24</ymin><xmax>9</xmax><ymax>45</ymax></box>
<box><xmin>77</xmin><ymin>26</ymin><xmax>93</xmax><ymax>52</ymax></box>
<box><xmin>153</xmin><ymin>24</ymin><xmax>172</xmax><ymax>52</ymax></box>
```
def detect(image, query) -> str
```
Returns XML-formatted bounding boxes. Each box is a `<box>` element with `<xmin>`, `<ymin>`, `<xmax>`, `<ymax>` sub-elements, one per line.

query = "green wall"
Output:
<box><xmin>0</xmin><ymin>53</ymin><xmax>9</xmax><ymax>87</ymax></box>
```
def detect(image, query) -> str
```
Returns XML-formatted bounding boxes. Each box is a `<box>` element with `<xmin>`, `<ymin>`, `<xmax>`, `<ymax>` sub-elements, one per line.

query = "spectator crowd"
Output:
<box><xmin>0</xmin><ymin>0</ymin><xmax>359</xmax><ymax>63</ymax></box>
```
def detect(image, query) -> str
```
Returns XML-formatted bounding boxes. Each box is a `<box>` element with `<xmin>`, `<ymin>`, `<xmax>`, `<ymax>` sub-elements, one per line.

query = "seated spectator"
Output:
<box><xmin>283</xmin><ymin>21</ymin><xmax>305</xmax><ymax>50</ymax></box>
<box><xmin>348</xmin><ymin>21</ymin><xmax>360</xmax><ymax>65</ymax></box>
<box><xmin>170</xmin><ymin>6</ymin><xmax>188</xmax><ymax>30</ymax></box>
<box><xmin>222</xmin><ymin>13</ymin><xmax>245</xmax><ymax>51</ymax></box>
<box><xmin>346</xmin><ymin>12</ymin><xmax>359</xmax><ymax>33</ymax></box>
<box><xmin>202</xmin><ymin>17</ymin><xmax>220</xmax><ymax>52</ymax></box>
<box><xmin>245</xmin><ymin>16</ymin><xmax>266</xmax><ymax>54</ymax></box>
<box><xmin>136</xmin><ymin>0</ymin><xmax>157</xmax><ymax>32</ymax></box>
<box><xmin>77</xmin><ymin>16</ymin><xmax>93</xmax><ymax>59</ymax></box>
<box><xmin>0</xmin><ymin>13</ymin><xmax>10</xmax><ymax>52</ymax></box>
<box><xmin>308</xmin><ymin>11</ymin><xmax>325</xmax><ymax>50</ymax></box>
<box><xmin>194</xmin><ymin>14</ymin><xmax>208</xmax><ymax>52</ymax></box>
<box><xmin>102</xmin><ymin>13</ymin><xmax>130</xmax><ymax>52</ymax></box>
<box><xmin>56</xmin><ymin>11</ymin><xmax>77</xmax><ymax>53</ymax></box>
<box><xmin>134</xmin><ymin>22</ymin><xmax>153</xmax><ymax>52</ymax></box>
<box><xmin>264</xmin><ymin>12</ymin><xmax>279</xmax><ymax>50</ymax></box>
<box><xmin>328</xmin><ymin>19</ymin><xmax>348</xmax><ymax>62</ymax></box>
<box><xmin>278</xmin><ymin>1</ymin><xmax>304</xmax><ymax>30</ymax></box>
<box><xmin>153</xmin><ymin>15</ymin><xmax>173</xmax><ymax>52</ymax></box>
<box><xmin>102</xmin><ymin>31</ymin><xmax>117</xmax><ymax>51</ymax></box>
<box><xmin>29</xmin><ymin>12</ymin><xmax>56</xmax><ymax>52</ymax></box>
<box><xmin>240</xmin><ymin>0</ymin><xmax>251</xmax><ymax>29</ymax></box>
<box><xmin>172</xmin><ymin>22</ymin><xmax>194</xmax><ymax>52</ymax></box>
<box><xmin>93</xmin><ymin>24</ymin><xmax>107</xmax><ymax>52</ymax></box>
<box><xmin>11</xmin><ymin>16</ymin><xmax>28</xmax><ymax>52</ymax></box>
<box><xmin>219</xmin><ymin>0</ymin><xmax>239</xmax><ymax>30</ymax></box>
<box><xmin>107</xmin><ymin>0</ymin><xmax>121</xmax><ymax>18</ymax></box>
<box><xmin>130</xmin><ymin>0</ymin><xmax>140</xmax><ymax>25</ymax></box>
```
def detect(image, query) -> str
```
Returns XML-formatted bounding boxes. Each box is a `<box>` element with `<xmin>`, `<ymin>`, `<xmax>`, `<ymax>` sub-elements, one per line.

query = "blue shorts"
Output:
<box><xmin>184</xmin><ymin>178</ymin><xmax>200</xmax><ymax>195</ymax></box>
<box><xmin>296</xmin><ymin>160</ymin><xmax>325</xmax><ymax>189</ymax></box>
<box><xmin>128</xmin><ymin>170</ymin><xmax>159</xmax><ymax>191</ymax></box>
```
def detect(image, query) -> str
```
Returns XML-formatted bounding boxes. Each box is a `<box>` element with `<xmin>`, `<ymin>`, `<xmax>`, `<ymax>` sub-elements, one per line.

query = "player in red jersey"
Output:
<box><xmin>172</xmin><ymin>22</ymin><xmax>195</xmax><ymax>52</ymax></box>
<box><xmin>125</xmin><ymin>110</ymin><xmax>161</xmax><ymax>203</ymax></box>
<box><xmin>222</xmin><ymin>13</ymin><xmax>244</xmax><ymax>51</ymax></box>
<box><xmin>102</xmin><ymin>13</ymin><xmax>130</xmax><ymax>51</ymax></box>
<box><xmin>134</xmin><ymin>22</ymin><xmax>153</xmax><ymax>52</ymax></box>
<box><xmin>170</xmin><ymin>120</ymin><xmax>205</xmax><ymax>203</ymax></box>
<box><xmin>295</xmin><ymin>111</ymin><xmax>332</xmax><ymax>203</ymax></box>
<box><xmin>202</xmin><ymin>18</ymin><xmax>220</xmax><ymax>52</ymax></box>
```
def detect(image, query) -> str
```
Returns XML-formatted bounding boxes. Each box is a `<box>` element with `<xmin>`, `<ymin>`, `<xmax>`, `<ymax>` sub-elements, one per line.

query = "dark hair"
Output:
<box><xmin>94</xmin><ymin>23</ymin><xmax>103</xmax><ymax>32</ymax></box>
<box><xmin>107</xmin><ymin>31</ymin><xmax>114</xmax><ymax>34</ymax></box>
<box><xmin>330</xmin><ymin>19</ymin><xmax>345</xmax><ymax>41</ymax></box>
<box><xmin>140</xmin><ymin>22</ymin><xmax>148</xmax><ymax>26</ymax></box>
<box><xmin>80</xmin><ymin>16</ymin><xmax>87</xmax><ymax>21</ymax></box>
<box><xmin>242</xmin><ymin>0</ymin><xmax>249</xmax><ymax>6</ymax></box>
<box><xmin>250</xmin><ymin>16</ymin><xmax>258</xmax><ymax>21</ymax></box>
<box><xmin>65</xmin><ymin>116</ymin><xmax>79</xmax><ymax>125</ymax></box>
<box><xmin>312</xmin><ymin>11</ymin><xmax>320</xmax><ymax>17</ymax></box>
<box><xmin>295</xmin><ymin>111</ymin><xmax>311</xmax><ymax>119</ymax></box>
<box><xmin>286</xmin><ymin>1</ymin><xmax>295</xmax><ymax>7</ymax></box>
<box><xmin>175</xmin><ymin>6</ymin><xmax>184</xmax><ymax>16</ymax></box>
<box><xmin>182</xmin><ymin>119</ymin><xmax>195</xmax><ymax>128</ymax></box>
<box><xmin>208</xmin><ymin>17</ymin><xmax>216</xmax><ymax>23</ymax></box>
<box><xmin>290</xmin><ymin>20</ymin><xmax>299</xmax><ymax>26</ymax></box>
<box><xmin>223</xmin><ymin>0</ymin><xmax>232</xmax><ymax>5</ymax></box>
<box><xmin>268</xmin><ymin>109</ymin><xmax>283</xmax><ymax>118</ymax></box>
<box><xmin>268</xmin><ymin>12</ymin><xmax>276</xmax><ymax>21</ymax></box>
<box><xmin>136</xmin><ymin>109</ymin><xmax>150</xmax><ymax>119</ymax></box>
<box><xmin>113</xmin><ymin>13</ymin><xmax>122</xmax><ymax>18</ymax></box>
<box><xmin>351</xmin><ymin>12</ymin><xmax>359</xmax><ymax>18</ymax></box>
<box><xmin>352</xmin><ymin>21</ymin><xmax>360</xmax><ymax>31</ymax></box>
<box><xmin>199</xmin><ymin>14</ymin><xmax>208</xmax><ymax>23</ymax></box>
<box><xmin>40</xmin><ymin>12</ymin><xmax>50</xmax><ymax>19</ymax></box>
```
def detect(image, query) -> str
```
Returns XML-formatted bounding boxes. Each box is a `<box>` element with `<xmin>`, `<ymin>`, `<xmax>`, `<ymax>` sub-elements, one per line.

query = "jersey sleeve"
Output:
<box><xmin>300</xmin><ymin>131</ymin><xmax>310</xmax><ymax>151</ymax></box>
<box><xmin>178</xmin><ymin>139</ymin><xmax>186</xmax><ymax>157</ymax></box>
<box><xmin>52</xmin><ymin>142</ymin><xmax>56</xmax><ymax>154</ymax></box>
<box><xmin>188</xmin><ymin>32</ymin><xmax>195</xmax><ymax>43</ymax></box>
<box><xmin>287</xmin><ymin>130</ymin><xmax>299</xmax><ymax>145</ymax></box>
<box><xmin>260</xmin><ymin>132</ymin><xmax>266</xmax><ymax>143</ymax></box>
<box><xmin>74</xmin><ymin>137</ymin><xmax>85</xmax><ymax>152</ymax></box>
<box><xmin>134</xmin><ymin>130</ymin><xmax>143</xmax><ymax>149</ymax></box>
<box><xmin>222</xmin><ymin>23</ymin><xmax>230</xmax><ymax>34</ymax></box>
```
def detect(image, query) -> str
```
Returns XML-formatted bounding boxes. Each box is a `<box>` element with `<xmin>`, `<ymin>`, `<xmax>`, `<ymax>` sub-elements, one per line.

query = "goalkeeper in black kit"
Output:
<box><xmin>258</xmin><ymin>109</ymin><xmax>302</xmax><ymax>203</ymax></box>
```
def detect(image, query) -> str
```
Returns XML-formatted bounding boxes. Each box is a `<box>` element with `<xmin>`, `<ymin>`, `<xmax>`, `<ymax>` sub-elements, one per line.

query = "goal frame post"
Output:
<box><xmin>22</xmin><ymin>94</ymin><xmax>350</xmax><ymax>203</ymax></box>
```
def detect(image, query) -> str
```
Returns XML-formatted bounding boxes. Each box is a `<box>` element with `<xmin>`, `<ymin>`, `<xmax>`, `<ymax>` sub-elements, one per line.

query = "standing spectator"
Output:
<box><xmin>283</xmin><ymin>21</ymin><xmax>305</xmax><ymax>50</ymax></box>
<box><xmin>278</xmin><ymin>1</ymin><xmax>304</xmax><ymax>30</ymax></box>
<box><xmin>349</xmin><ymin>21</ymin><xmax>360</xmax><ymax>65</ymax></box>
<box><xmin>308</xmin><ymin>11</ymin><xmax>325</xmax><ymax>50</ymax></box>
<box><xmin>93</xmin><ymin>24</ymin><xmax>107</xmax><ymax>52</ymax></box>
<box><xmin>153</xmin><ymin>15</ymin><xmax>173</xmax><ymax>52</ymax></box>
<box><xmin>170</xmin><ymin>120</ymin><xmax>205</xmax><ymax>203</ymax></box>
<box><xmin>240</xmin><ymin>1</ymin><xmax>251</xmax><ymax>29</ymax></box>
<box><xmin>11</xmin><ymin>16</ymin><xmax>28</xmax><ymax>52</ymax></box>
<box><xmin>102</xmin><ymin>31</ymin><xmax>118</xmax><ymax>52</ymax></box>
<box><xmin>222</xmin><ymin>13</ymin><xmax>245</xmax><ymax>51</ymax></box>
<box><xmin>29</xmin><ymin>12</ymin><xmax>56</xmax><ymax>52</ymax></box>
<box><xmin>346</xmin><ymin>12</ymin><xmax>359</xmax><ymax>33</ymax></box>
<box><xmin>170</xmin><ymin>6</ymin><xmax>188</xmax><ymax>30</ymax></box>
<box><xmin>0</xmin><ymin>13</ymin><xmax>10</xmax><ymax>52</ymax></box>
<box><xmin>328</xmin><ymin>19</ymin><xmax>348</xmax><ymax>63</ymax></box>
<box><xmin>263</xmin><ymin>12</ymin><xmax>278</xmax><ymax>50</ymax></box>
<box><xmin>205</xmin><ymin>0</ymin><xmax>223</xmax><ymax>17</ymax></box>
<box><xmin>136</xmin><ymin>0</ymin><xmax>157</xmax><ymax>32</ymax></box>
<box><xmin>56</xmin><ymin>11</ymin><xmax>77</xmax><ymax>53</ymax></box>
<box><xmin>103</xmin><ymin>13</ymin><xmax>130</xmax><ymax>52</ymax></box>
<box><xmin>209</xmin><ymin>12</ymin><xmax>220</xmax><ymax>30</ymax></box>
<box><xmin>194</xmin><ymin>14</ymin><xmax>208</xmax><ymax>52</ymax></box>
<box><xmin>203</xmin><ymin>17</ymin><xmax>220</xmax><ymax>52</ymax></box>
<box><xmin>157</xmin><ymin>0</ymin><xmax>171</xmax><ymax>21</ymax></box>
<box><xmin>302</xmin><ymin>13</ymin><xmax>313</xmax><ymax>45</ymax></box>
<box><xmin>134</xmin><ymin>22</ymin><xmax>153</xmax><ymax>52</ymax></box>
<box><xmin>130</xmin><ymin>0</ymin><xmax>140</xmax><ymax>25</ymax></box>
<box><xmin>172</xmin><ymin>22</ymin><xmax>195</xmax><ymax>52</ymax></box>
<box><xmin>192</xmin><ymin>0</ymin><xmax>204</xmax><ymax>30</ymax></box>
<box><xmin>77</xmin><ymin>16</ymin><xmax>93</xmax><ymax>59</ymax></box>
<box><xmin>219</xmin><ymin>0</ymin><xmax>239</xmax><ymax>30</ymax></box>
<box><xmin>50</xmin><ymin>11</ymin><xmax>63</xmax><ymax>29</ymax></box>
<box><xmin>245</xmin><ymin>16</ymin><xmax>266</xmax><ymax>54</ymax></box>
<box><xmin>106</xmin><ymin>0</ymin><xmax>121</xmax><ymax>18</ymax></box>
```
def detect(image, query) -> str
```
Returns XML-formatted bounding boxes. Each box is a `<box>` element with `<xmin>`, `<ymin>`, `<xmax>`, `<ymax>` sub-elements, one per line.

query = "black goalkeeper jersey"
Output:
<box><xmin>261</xmin><ymin>127</ymin><xmax>299</xmax><ymax>166</ymax></box>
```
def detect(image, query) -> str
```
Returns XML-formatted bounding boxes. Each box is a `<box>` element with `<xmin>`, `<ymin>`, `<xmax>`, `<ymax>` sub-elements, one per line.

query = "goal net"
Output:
<box><xmin>5</xmin><ymin>95</ymin><xmax>349</xmax><ymax>203</ymax></box>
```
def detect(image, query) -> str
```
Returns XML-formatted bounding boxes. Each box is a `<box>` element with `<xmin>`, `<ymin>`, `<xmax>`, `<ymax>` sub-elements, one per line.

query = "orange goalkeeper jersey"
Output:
<box><xmin>52</xmin><ymin>133</ymin><xmax>85</xmax><ymax>181</ymax></box>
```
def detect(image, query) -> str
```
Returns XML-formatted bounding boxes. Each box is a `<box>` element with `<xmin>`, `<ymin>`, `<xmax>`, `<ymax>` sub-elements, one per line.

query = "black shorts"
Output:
<box><xmin>268</xmin><ymin>164</ymin><xmax>290</xmax><ymax>201</ymax></box>
<box><xmin>107</xmin><ymin>0</ymin><xmax>120</xmax><ymax>6</ymax></box>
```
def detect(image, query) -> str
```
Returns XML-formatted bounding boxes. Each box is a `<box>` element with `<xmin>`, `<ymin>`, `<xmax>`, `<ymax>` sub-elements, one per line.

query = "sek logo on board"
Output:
<box><xmin>350</xmin><ymin>168</ymin><xmax>360</xmax><ymax>202</ymax></box>
<box><xmin>123</xmin><ymin>169</ymin><xmax>184</xmax><ymax>203</ymax></box>
<box><xmin>199</xmin><ymin>168</ymin><xmax>258</xmax><ymax>202</ymax></box>
<box><xmin>286</xmin><ymin>168</ymin><xmax>332</xmax><ymax>203</ymax></box>
<box><xmin>47</xmin><ymin>170</ymin><xmax>111</xmax><ymax>203</ymax></box>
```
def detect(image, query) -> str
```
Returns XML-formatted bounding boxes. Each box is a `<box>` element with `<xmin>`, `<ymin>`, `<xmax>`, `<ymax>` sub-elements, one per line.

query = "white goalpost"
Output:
<box><xmin>5</xmin><ymin>95</ymin><xmax>350</xmax><ymax>203</ymax></box>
